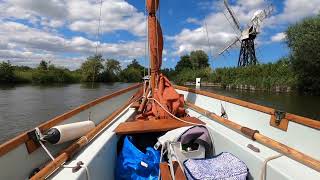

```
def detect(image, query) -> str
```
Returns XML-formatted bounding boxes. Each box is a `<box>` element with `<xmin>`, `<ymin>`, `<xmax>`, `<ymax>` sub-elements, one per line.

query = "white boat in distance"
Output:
<box><xmin>0</xmin><ymin>0</ymin><xmax>319</xmax><ymax>179</ymax></box>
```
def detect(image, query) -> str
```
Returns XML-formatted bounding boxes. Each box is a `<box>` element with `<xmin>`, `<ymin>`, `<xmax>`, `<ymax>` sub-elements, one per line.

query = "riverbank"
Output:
<box><xmin>185</xmin><ymin>82</ymin><xmax>293</xmax><ymax>93</ymax></box>
<box><xmin>171</xmin><ymin>58</ymin><xmax>297</xmax><ymax>93</ymax></box>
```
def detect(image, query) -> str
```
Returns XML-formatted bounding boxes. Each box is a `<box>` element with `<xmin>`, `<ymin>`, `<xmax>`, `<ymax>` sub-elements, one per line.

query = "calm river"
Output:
<box><xmin>0</xmin><ymin>83</ymin><xmax>319</xmax><ymax>144</ymax></box>
<box><xmin>0</xmin><ymin>83</ymin><xmax>133</xmax><ymax>143</ymax></box>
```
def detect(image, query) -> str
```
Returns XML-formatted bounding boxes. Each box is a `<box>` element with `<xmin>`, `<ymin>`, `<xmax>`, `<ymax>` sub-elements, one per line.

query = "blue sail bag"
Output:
<box><xmin>115</xmin><ymin>136</ymin><xmax>160</xmax><ymax>180</ymax></box>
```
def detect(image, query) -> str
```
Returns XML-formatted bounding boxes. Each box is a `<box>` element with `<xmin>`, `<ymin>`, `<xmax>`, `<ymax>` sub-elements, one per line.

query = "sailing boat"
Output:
<box><xmin>0</xmin><ymin>0</ymin><xmax>319</xmax><ymax>179</ymax></box>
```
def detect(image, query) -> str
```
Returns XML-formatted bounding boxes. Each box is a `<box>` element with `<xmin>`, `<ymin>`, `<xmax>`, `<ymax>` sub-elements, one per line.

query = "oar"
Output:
<box><xmin>30</xmin><ymin>89</ymin><xmax>143</xmax><ymax>180</ymax></box>
<box><xmin>186</xmin><ymin>102</ymin><xmax>320</xmax><ymax>172</ymax></box>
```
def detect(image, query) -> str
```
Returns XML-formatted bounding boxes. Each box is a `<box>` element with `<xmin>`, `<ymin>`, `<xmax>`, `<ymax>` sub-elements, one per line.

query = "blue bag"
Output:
<box><xmin>115</xmin><ymin>136</ymin><xmax>160</xmax><ymax>180</ymax></box>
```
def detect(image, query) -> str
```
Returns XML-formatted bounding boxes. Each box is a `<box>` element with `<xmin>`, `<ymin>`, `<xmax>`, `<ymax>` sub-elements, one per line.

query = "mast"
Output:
<box><xmin>146</xmin><ymin>0</ymin><xmax>163</xmax><ymax>96</ymax></box>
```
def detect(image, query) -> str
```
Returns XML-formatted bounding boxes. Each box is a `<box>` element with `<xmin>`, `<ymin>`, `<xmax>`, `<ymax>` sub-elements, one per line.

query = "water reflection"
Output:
<box><xmin>196</xmin><ymin>86</ymin><xmax>320</xmax><ymax>121</ymax></box>
<box><xmin>0</xmin><ymin>83</ymin><xmax>132</xmax><ymax>143</ymax></box>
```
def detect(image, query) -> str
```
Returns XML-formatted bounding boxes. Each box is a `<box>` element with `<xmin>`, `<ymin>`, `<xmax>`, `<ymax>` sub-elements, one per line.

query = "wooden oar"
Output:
<box><xmin>30</xmin><ymin>89</ymin><xmax>143</xmax><ymax>180</ymax></box>
<box><xmin>186</xmin><ymin>102</ymin><xmax>320</xmax><ymax>172</ymax></box>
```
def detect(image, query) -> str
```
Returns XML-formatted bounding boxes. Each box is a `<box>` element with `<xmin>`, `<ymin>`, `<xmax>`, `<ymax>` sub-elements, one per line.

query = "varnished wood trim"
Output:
<box><xmin>270</xmin><ymin>115</ymin><xmax>289</xmax><ymax>131</ymax></box>
<box><xmin>0</xmin><ymin>83</ymin><xmax>142</xmax><ymax>157</ymax></box>
<box><xmin>175</xmin><ymin>85</ymin><xmax>320</xmax><ymax>130</ymax></box>
<box><xmin>30</xmin><ymin>88</ymin><xmax>143</xmax><ymax>180</ymax></box>
<box><xmin>186</xmin><ymin>101</ymin><xmax>320</xmax><ymax>172</ymax></box>
<box><xmin>115</xmin><ymin>117</ymin><xmax>204</xmax><ymax>135</ymax></box>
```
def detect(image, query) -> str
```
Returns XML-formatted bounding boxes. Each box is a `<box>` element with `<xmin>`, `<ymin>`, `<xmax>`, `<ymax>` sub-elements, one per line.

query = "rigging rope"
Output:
<box><xmin>203</xmin><ymin>19</ymin><xmax>215</xmax><ymax>65</ymax></box>
<box><xmin>95</xmin><ymin>0</ymin><xmax>103</xmax><ymax>55</ymax></box>
<box><xmin>148</xmin><ymin>97</ymin><xmax>203</xmax><ymax>126</ymax></box>
<box><xmin>91</xmin><ymin>0</ymin><xmax>103</xmax><ymax>88</ymax></box>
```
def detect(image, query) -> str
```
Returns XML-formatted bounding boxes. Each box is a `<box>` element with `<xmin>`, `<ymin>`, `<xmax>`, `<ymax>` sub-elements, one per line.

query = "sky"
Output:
<box><xmin>0</xmin><ymin>0</ymin><xmax>319</xmax><ymax>70</ymax></box>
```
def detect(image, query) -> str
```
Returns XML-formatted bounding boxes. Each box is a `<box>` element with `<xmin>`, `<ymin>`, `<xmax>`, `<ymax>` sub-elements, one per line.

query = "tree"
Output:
<box><xmin>38</xmin><ymin>60</ymin><xmax>48</xmax><ymax>70</ymax></box>
<box><xmin>120</xmin><ymin>67</ymin><xmax>142</xmax><ymax>82</ymax></box>
<box><xmin>286</xmin><ymin>15</ymin><xmax>320</xmax><ymax>94</ymax></box>
<box><xmin>120</xmin><ymin>59</ymin><xmax>145</xmax><ymax>82</ymax></box>
<box><xmin>190</xmin><ymin>50</ymin><xmax>209</xmax><ymax>69</ymax></box>
<box><xmin>127</xmin><ymin>59</ymin><xmax>146</xmax><ymax>76</ymax></box>
<box><xmin>0</xmin><ymin>61</ymin><xmax>15</xmax><ymax>82</ymax></box>
<box><xmin>105</xmin><ymin>59</ymin><xmax>121</xmax><ymax>75</ymax></box>
<box><xmin>175</xmin><ymin>55</ymin><xmax>193</xmax><ymax>72</ymax></box>
<box><xmin>80</xmin><ymin>55</ymin><xmax>104</xmax><ymax>82</ymax></box>
<box><xmin>102</xmin><ymin>59</ymin><xmax>121</xmax><ymax>82</ymax></box>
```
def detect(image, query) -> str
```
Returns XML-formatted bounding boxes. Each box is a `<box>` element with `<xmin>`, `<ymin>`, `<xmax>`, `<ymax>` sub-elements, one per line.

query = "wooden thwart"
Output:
<box><xmin>114</xmin><ymin>117</ymin><xmax>204</xmax><ymax>135</ymax></box>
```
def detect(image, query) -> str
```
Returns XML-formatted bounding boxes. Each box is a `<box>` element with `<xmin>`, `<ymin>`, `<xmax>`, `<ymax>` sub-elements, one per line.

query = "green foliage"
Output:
<box><xmin>32</xmin><ymin>63</ymin><xmax>79</xmax><ymax>84</ymax></box>
<box><xmin>120</xmin><ymin>67</ymin><xmax>142</xmax><ymax>82</ymax></box>
<box><xmin>38</xmin><ymin>60</ymin><xmax>49</xmax><ymax>70</ymax></box>
<box><xmin>173</xmin><ymin>50</ymin><xmax>210</xmax><ymax>85</ymax></box>
<box><xmin>175</xmin><ymin>50</ymin><xmax>209</xmax><ymax>72</ymax></box>
<box><xmin>101</xmin><ymin>59</ymin><xmax>121</xmax><ymax>82</ymax></box>
<box><xmin>120</xmin><ymin>59</ymin><xmax>145</xmax><ymax>82</ymax></box>
<box><xmin>190</xmin><ymin>50</ymin><xmax>209</xmax><ymax>69</ymax></box>
<box><xmin>210</xmin><ymin>58</ymin><xmax>296</xmax><ymax>89</ymax></box>
<box><xmin>80</xmin><ymin>55</ymin><xmax>104</xmax><ymax>82</ymax></box>
<box><xmin>173</xmin><ymin>67</ymin><xmax>212</xmax><ymax>85</ymax></box>
<box><xmin>0</xmin><ymin>61</ymin><xmax>15</xmax><ymax>83</ymax></box>
<box><xmin>175</xmin><ymin>55</ymin><xmax>192</xmax><ymax>72</ymax></box>
<box><xmin>286</xmin><ymin>15</ymin><xmax>320</xmax><ymax>94</ymax></box>
<box><xmin>161</xmin><ymin>68</ymin><xmax>176</xmax><ymax>80</ymax></box>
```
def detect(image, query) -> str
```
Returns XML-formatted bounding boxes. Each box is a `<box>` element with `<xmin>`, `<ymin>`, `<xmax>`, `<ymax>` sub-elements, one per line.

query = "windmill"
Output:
<box><xmin>219</xmin><ymin>0</ymin><xmax>273</xmax><ymax>67</ymax></box>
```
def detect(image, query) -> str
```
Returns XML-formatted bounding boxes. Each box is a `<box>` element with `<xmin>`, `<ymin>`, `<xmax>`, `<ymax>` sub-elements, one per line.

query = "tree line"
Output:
<box><xmin>0</xmin><ymin>56</ymin><xmax>146</xmax><ymax>84</ymax></box>
<box><xmin>1</xmin><ymin>14</ymin><xmax>319</xmax><ymax>94</ymax></box>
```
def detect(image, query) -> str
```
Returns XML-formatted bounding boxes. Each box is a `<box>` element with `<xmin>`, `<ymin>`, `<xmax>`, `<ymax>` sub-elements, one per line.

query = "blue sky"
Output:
<box><xmin>0</xmin><ymin>0</ymin><xmax>319</xmax><ymax>70</ymax></box>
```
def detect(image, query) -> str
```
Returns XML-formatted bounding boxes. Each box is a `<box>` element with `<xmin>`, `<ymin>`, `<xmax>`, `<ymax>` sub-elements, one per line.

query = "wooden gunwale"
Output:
<box><xmin>0</xmin><ymin>83</ymin><xmax>142</xmax><ymax>157</ymax></box>
<box><xmin>30</xmin><ymin>87</ymin><xmax>143</xmax><ymax>180</ymax></box>
<box><xmin>175</xmin><ymin>85</ymin><xmax>320</xmax><ymax>130</ymax></box>
<box><xmin>186</xmin><ymin>102</ymin><xmax>320</xmax><ymax>172</ymax></box>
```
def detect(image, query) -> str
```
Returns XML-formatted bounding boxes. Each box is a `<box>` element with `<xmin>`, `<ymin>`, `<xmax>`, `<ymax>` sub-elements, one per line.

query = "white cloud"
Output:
<box><xmin>171</xmin><ymin>0</ymin><xmax>320</xmax><ymax>57</ymax></box>
<box><xmin>186</xmin><ymin>18</ymin><xmax>200</xmax><ymax>24</ymax></box>
<box><xmin>271</xmin><ymin>32</ymin><xmax>286</xmax><ymax>42</ymax></box>
<box><xmin>0</xmin><ymin>20</ymin><xmax>146</xmax><ymax>69</ymax></box>
<box><xmin>268</xmin><ymin>0</ymin><xmax>320</xmax><ymax>26</ymax></box>
<box><xmin>0</xmin><ymin>0</ymin><xmax>147</xmax><ymax>69</ymax></box>
<box><xmin>170</xmin><ymin>0</ymin><xmax>265</xmax><ymax>56</ymax></box>
<box><xmin>0</xmin><ymin>0</ymin><xmax>146</xmax><ymax>36</ymax></box>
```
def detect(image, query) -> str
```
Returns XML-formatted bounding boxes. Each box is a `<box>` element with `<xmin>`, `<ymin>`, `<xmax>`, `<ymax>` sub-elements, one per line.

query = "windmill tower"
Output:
<box><xmin>219</xmin><ymin>0</ymin><xmax>273</xmax><ymax>67</ymax></box>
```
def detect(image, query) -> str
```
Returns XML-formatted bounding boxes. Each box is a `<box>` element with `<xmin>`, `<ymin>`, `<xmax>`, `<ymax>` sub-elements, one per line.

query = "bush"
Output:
<box><xmin>286</xmin><ymin>15</ymin><xmax>320</xmax><ymax>94</ymax></box>
<box><xmin>120</xmin><ymin>67</ymin><xmax>142</xmax><ymax>82</ymax></box>
<box><xmin>0</xmin><ymin>61</ymin><xmax>15</xmax><ymax>83</ymax></box>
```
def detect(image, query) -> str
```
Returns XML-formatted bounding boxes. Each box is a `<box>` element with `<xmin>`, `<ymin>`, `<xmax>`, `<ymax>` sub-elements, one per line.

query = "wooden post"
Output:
<box><xmin>186</xmin><ymin>102</ymin><xmax>320</xmax><ymax>172</ymax></box>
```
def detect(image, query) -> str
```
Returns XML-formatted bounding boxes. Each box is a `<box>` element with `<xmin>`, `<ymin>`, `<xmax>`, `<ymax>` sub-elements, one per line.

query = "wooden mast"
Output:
<box><xmin>147</xmin><ymin>0</ymin><xmax>163</xmax><ymax>96</ymax></box>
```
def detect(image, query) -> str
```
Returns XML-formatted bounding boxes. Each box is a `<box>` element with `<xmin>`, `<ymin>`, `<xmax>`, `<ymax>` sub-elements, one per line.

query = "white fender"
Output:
<box><xmin>47</xmin><ymin>121</ymin><xmax>95</xmax><ymax>144</ymax></box>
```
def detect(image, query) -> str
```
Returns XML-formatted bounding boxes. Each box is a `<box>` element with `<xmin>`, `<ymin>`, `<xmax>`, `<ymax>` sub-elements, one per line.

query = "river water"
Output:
<box><xmin>0</xmin><ymin>83</ymin><xmax>319</xmax><ymax>144</ymax></box>
<box><xmin>0</xmin><ymin>83</ymin><xmax>133</xmax><ymax>144</ymax></box>
<box><xmin>198</xmin><ymin>86</ymin><xmax>320</xmax><ymax>121</ymax></box>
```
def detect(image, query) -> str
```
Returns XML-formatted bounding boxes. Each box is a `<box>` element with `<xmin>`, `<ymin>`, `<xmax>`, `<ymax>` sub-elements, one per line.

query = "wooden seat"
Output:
<box><xmin>160</xmin><ymin>161</ymin><xmax>186</xmax><ymax>180</ymax></box>
<box><xmin>114</xmin><ymin>117</ymin><xmax>204</xmax><ymax>135</ymax></box>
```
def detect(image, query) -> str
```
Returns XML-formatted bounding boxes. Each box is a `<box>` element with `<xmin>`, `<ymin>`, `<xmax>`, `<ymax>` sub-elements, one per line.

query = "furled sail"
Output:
<box><xmin>147</xmin><ymin>0</ymin><xmax>163</xmax><ymax>93</ymax></box>
<box><xmin>136</xmin><ymin>0</ymin><xmax>185</xmax><ymax>120</ymax></box>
